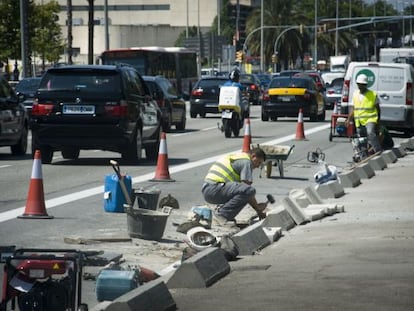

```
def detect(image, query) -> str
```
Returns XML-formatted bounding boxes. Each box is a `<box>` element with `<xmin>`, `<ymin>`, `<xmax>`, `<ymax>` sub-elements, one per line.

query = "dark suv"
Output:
<box><xmin>143</xmin><ymin>76</ymin><xmax>186</xmax><ymax>131</ymax></box>
<box><xmin>30</xmin><ymin>65</ymin><xmax>162</xmax><ymax>164</ymax></box>
<box><xmin>0</xmin><ymin>77</ymin><xmax>28</xmax><ymax>155</ymax></box>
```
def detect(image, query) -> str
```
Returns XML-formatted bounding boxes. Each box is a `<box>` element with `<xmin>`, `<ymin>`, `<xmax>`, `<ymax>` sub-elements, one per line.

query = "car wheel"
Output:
<box><xmin>145</xmin><ymin>129</ymin><xmax>160</xmax><ymax>161</ymax></box>
<box><xmin>261</xmin><ymin>112</ymin><xmax>269</xmax><ymax>121</ymax></box>
<box><xmin>162</xmin><ymin>113</ymin><xmax>172</xmax><ymax>132</ymax></box>
<box><xmin>271</xmin><ymin>116</ymin><xmax>278</xmax><ymax>121</ymax></box>
<box><xmin>39</xmin><ymin>147</ymin><xmax>53</xmax><ymax>164</ymax></box>
<box><xmin>199</xmin><ymin>112</ymin><xmax>206</xmax><ymax>118</ymax></box>
<box><xmin>318</xmin><ymin>107</ymin><xmax>326</xmax><ymax>121</ymax></box>
<box><xmin>310</xmin><ymin>104</ymin><xmax>318</xmax><ymax>122</ymax></box>
<box><xmin>61</xmin><ymin>148</ymin><xmax>80</xmax><ymax>159</ymax></box>
<box><xmin>176</xmin><ymin>112</ymin><xmax>186</xmax><ymax>130</ymax></box>
<box><xmin>190</xmin><ymin>110</ymin><xmax>197</xmax><ymax>118</ymax></box>
<box><xmin>11</xmin><ymin>126</ymin><xmax>28</xmax><ymax>156</ymax></box>
<box><xmin>122</xmin><ymin>129</ymin><xmax>142</xmax><ymax>163</ymax></box>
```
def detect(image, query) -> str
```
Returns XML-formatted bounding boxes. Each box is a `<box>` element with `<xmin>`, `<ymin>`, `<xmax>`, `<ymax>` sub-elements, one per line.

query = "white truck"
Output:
<box><xmin>379</xmin><ymin>48</ymin><xmax>414</xmax><ymax>63</ymax></box>
<box><xmin>329</xmin><ymin>55</ymin><xmax>351</xmax><ymax>72</ymax></box>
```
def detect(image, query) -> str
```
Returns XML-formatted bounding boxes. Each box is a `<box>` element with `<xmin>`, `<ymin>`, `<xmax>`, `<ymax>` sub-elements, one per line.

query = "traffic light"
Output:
<box><xmin>299</xmin><ymin>24</ymin><xmax>304</xmax><ymax>35</ymax></box>
<box><xmin>236</xmin><ymin>50</ymin><xmax>244</xmax><ymax>63</ymax></box>
<box><xmin>271</xmin><ymin>54</ymin><xmax>278</xmax><ymax>63</ymax></box>
<box><xmin>317</xmin><ymin>24</ymin><xmax>327</xmax><ymax>34</ymax></box>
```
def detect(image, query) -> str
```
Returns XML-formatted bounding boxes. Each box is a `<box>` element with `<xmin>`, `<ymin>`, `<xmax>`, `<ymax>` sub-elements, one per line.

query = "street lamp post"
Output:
<box><xmin>314</xmin><ymin>0</ymin><xmax>317</xmax><ymax>68</ymax></box>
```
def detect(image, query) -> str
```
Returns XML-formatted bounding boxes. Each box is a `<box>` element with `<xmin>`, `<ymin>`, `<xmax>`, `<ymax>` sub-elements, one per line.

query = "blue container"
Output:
<box><xmin>96</xmin><ymin>270</ymin><xmax>138</xmax><ymax>301</ymax></box>
<box><xmin>103</xmin><ymin>174</ymin><xmax>132</xmax><ymax>213</ymax></box>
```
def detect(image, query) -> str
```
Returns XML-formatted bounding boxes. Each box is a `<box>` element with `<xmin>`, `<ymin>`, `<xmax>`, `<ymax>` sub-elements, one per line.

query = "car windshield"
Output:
<box><xmin>15</xmin><ymin>78</ymin><xmax>41</xmax><ymax>93</ymax></box>
<box><xmin>197</xmin><ymin>79</ymin><xmax>226</xmax><ymax>88</ymax></box>
<box><xmin>157</xmin><ymin>78</ymin><xmax>178</xmax><ymax>96</ymax></box>
<box><xmin>269</xmin><ymin>77</ymin><xmax>309</xmax><ymax>89</ymax></box>
<box><xmin>39</xmin><ymin>71</ymin><xmax>121</xmax><ymax>93</ymax></box>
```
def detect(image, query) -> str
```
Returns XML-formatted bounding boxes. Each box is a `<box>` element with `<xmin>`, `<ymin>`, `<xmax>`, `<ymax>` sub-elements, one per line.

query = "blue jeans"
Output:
<box><xmin>202</xmin><ymin>182</ymin><xmax>256</xmax><ymax>221</ymax></box>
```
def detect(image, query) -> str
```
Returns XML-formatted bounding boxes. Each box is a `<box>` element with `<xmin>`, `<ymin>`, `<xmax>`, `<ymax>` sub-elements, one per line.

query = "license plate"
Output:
<box><xmin>280</xmin><ymin>96</ymin><xmax>294</xmax><ymax>102</ymax></box>
<box><xmin>63</xmin><ymin>105</ymin><xmax>95</xmax><ymax>114</ymax></box>
<box><xmin>222</xmin><ymin>111</ymin><xmax>233</xmax><ymax>119</ymax></box>
<box><xmin>205</xmin><ymin>103</ymin><xmax>218</xmax><ymax>107</ymax></box>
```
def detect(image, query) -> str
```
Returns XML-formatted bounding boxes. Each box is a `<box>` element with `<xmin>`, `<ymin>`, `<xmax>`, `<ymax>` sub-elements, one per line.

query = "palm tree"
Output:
<box><xmin>245</xmin><ymin>0</ymin><xmax>312</xmax><ymax>71</ymax></box>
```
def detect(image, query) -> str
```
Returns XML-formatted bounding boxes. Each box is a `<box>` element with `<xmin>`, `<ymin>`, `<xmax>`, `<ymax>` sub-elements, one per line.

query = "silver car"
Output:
<box><xmin>325</xmin><ymin>77</ymin><xmax>344</xmax><ymax>110</ymax></box>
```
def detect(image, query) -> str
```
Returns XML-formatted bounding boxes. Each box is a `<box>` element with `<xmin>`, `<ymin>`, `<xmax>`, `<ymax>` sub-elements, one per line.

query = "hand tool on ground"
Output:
<box><xmin>110</xmin><ymin>160</ymin><xmax>132</xmax><ymax>206</ymax></box>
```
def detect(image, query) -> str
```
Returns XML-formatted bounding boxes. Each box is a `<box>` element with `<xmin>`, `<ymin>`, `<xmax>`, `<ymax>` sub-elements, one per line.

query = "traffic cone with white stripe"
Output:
<box><xmin>150</xmin><ymin>132</ymin><xmax>175</xmax><ymax>182</ymax></box>
<box><xmin>295</xmin><ymin>108</ymin><xmax>306</xmax><ymax>140</ymax></box>
<box><xmin>242</xmin><ymin>118</ymin><xmax>252</xmax><ymax>153</ymax></box>
<box><xmin>19</xmin><ymin>150</ymin><xmax>53</xmax><ymax>219</ymax></box>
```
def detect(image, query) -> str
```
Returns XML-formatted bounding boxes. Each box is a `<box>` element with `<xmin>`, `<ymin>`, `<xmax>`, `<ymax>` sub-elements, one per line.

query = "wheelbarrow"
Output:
<box><xmin>259</xmin><ymin>144</ymin><xmax>295</xmax><ymax>178</ymax></box>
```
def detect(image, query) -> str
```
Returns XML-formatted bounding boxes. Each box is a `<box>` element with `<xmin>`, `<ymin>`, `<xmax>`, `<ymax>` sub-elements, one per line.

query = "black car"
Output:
<box><xmin>15</xmin><ymin>77</ymin><xmax>42</xmax><ymax>116</ymax></box>
<box><xmin>190</xmin><ymin>76</ymin><xmax>228</xmax><ymax>118</ymax></box>
<box><xmin>143</xmin><ymin>76</ymin><xmax>186</xmax><ymax>131</ymax></box>
<box><xmin>30</xmin><ymin>65</ymin><xmax>162</xmax><ymax>164</ymax></box>
<box><xmin>0</xmin><ymin>77</ymin><xmax>28</xmax><ymax>155</ymax></box>
<box><xmin>240</xmin><ymin>73</ymin><xmax>262</xmax><ymax>105</ymax></box>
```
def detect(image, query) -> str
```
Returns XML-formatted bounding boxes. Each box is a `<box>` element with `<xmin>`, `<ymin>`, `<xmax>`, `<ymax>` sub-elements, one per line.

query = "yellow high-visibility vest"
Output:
<box><xmin>205</xmin><ymin>153</ymin><xmax>250</xmax><ymax>183</ymax></box>
<box><xmin>352</xmin><ymin>90</ymin><xmax>378</xmax><ymax>127</ymax></box>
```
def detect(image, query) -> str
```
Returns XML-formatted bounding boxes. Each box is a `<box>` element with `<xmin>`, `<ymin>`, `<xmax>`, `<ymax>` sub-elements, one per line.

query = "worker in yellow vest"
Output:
<box><xmin>347</xmin><ymin>74</ymin><xmax>382</xmax><ymax>154</ymax></box>
<box><xmin>202</xmin><ymin>148</ymin><xmax>268</xmax><ymax>227</ymax></box>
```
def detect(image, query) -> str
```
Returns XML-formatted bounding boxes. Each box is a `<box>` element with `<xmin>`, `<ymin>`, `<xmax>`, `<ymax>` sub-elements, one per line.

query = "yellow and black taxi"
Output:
<box><xmin>261</xmin><ymin>76</ymin><xmax>325</xmax><ymax>122</ymax></box>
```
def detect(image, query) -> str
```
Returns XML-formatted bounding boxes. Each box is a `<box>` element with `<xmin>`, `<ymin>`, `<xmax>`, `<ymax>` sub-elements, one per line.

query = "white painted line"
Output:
<box><xmin>0</xmin><ymin>124</ymin><xmax>329</xmax><ymax>223</ymax></box>
<box><xmin>0</xmin><ymin>165</ymin><xmax>11</xmax><ymax>169</ymax></box>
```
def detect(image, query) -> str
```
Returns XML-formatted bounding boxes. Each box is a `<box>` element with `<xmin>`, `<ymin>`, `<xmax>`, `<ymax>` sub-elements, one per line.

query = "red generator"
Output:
<box><xmin>1</xmin><ymin>248</ymin><xmax>89</xmax><ymax>311</ymax></box>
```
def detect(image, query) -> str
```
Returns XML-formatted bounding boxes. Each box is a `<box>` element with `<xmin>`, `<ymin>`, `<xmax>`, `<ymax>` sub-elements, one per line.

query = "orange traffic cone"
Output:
<box><xmin>295</xmin><ymin>108</ymin><xmax>306</xmax><ymax>140</ymax></box>
<box><xmin>347</xmin><ymin>119</ymin><xmax>355</xmax><ymax>137</ymax></box>
<box><xmin>150</xmin><ymin>132</ymin><xmax>175</xmax><ymax>182</ymax></box>
<box><xmin>242</xmin><ymin>118</ymin><xmax>252</xmax><ymax>153</ymax></box>
<box><xmin>19</xmin><ymin>150</ymin><xmax>53</xmax><ymax>219</ymax></box>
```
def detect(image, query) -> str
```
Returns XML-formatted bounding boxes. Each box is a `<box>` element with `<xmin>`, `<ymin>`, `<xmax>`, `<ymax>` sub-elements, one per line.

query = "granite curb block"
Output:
<box><xmin>232</xmin><ymin>220</ymin><xmax>271</xmax><ymax>255</ymax></box>
<box><xmin>354</xmin><ymin>162</ymin><xmax>376</xmax><ymax>179</ymax></box>
<box><xmin>262</xmin><ymin>226</ymin><xmax>283</xmax><ymax>243</ymax></box>
<box><xmin>281</xmin><ymin>197</ymin><xmax>310</xmax><ymax>225</ymax></box>
<box><xmin>338</xmin><ymin>169</ymin><xmax>361</xmax><ymax>188</ymax></box>
<box><xmin>166</xmin><ymin>247</ymin><xmax>230</xmax><ymax>289</ymax></box>
<box><xmin>314</xmin><ymin>179</ymin><xmax>345</xmax><ymax>199</ymax></box>
<box><xmin>400</xmin><ymin>138</ymin><xmax>414</xmax><ymax>151</ymax></box>
<box><xmin>368</xmin><ymin>155</ymin><xmax>387</xmax><ymax>170</ymax></box>
<box><xmin>91</xmin><ymin>279</ymin><xmax>176</xmax><ymax>311</ymax></box>
<box><xmin>392</xmin><ymin>145</ymin><xmax>407</xmax><ymax>158</ymax></box>
<box><xmin>381</xmin><ymin>149</ymin><xmax>398</xmax><ymax>164</ymax></box>
<box><xmin>262</xmin><ymin>206</ymin><xmax>296</xmax><ymax>231</ymax></box>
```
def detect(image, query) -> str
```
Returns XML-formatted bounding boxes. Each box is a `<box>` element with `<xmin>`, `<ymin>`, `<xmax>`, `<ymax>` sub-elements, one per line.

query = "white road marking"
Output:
<box><xmin>0</xmin><ymin>124</ymin><xmax>329</xmax><ymax>223</ymax></box>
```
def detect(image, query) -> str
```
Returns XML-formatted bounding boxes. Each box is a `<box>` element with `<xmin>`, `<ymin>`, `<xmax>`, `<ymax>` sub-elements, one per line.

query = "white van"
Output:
<box><xmin>341</xmin><ymin>62</ymin><xmax>414</xmax><ymax>135</ymax></box>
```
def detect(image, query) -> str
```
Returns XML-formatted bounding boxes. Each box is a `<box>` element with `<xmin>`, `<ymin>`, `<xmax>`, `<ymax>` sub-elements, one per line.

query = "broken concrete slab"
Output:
<box><xmin>281</xmin><ymin>197</ymin><xmax>310</xmax><ymax>225</ymax></box>
<box><xmin>262</xmin><ymin>206</ymin><xmax>296</xmax><ymax>231</ymax></box>
<box><xmin>315</xmin><ymin>180</ymin><xmax>345</xmax><ymax>199</ymax></box>
<box><xmin>166</xmin><ymin>247</ymin><xmax>230</xmax><ymax>289</ymax></box>
<box><xmin>231</xmin><ymin>221</ymin><xmax>271</xmax><ymax>255</ymax></box>
<box><xmin>104</xmin><ymin>278</ymin><xmax>176</xmax><ymax>311</ymax></box>
<box><xmin>339</xmin><ymin>169</ymin><xmax>361</xmax><ymax>188</ymax></box>
<box><xmin>400</xmin><ymin>138</ymin><xmax>414</xmax><ymax>151</ymax></box>
<box><xmin>354</xmin><ymin>162</ymin><xmax>375</xmax><ymax>179</ymax></box>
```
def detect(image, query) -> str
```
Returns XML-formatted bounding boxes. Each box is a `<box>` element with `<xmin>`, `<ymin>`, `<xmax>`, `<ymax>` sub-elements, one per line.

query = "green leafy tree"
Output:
<box><xmin>32</xmin><ymin>1</ymin><xmax>64</xmax><ymax>72</ymax></box>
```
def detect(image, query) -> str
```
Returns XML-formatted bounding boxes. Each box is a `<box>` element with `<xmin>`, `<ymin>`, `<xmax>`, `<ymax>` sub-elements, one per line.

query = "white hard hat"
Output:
<box><xmin>356</xmin><ymin>74</ymin><xmax>368</xmax><ymax>84</ymax></box>
<box><xmin>186</xmin><ymin>226</ymin><xmax>219</xmax><ymax>251</ymax></box>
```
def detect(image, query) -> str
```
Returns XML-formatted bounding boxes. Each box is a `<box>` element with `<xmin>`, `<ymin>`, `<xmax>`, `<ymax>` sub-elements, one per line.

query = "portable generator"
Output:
<box><xmin>1</xmin><ymin>248</ymin><xmax>89</xmax><ymax>311</ymax></box>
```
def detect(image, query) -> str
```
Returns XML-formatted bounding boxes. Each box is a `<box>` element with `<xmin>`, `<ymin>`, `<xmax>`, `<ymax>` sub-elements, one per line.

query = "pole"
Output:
<box><xmin>88</xmin><ymin>0</ymin><xmax>94</xmax><ymax>64</ymax></box>
<box><xmin>67</xmin><ymin>0</ymin><xmax>73</xmax><ymax>65</ymax></box>
<box><xmin>260</xmin><ymin>0</ymin><xmax>264</xmax><ymax>72</ymax></box>
<box><xmin>314</xmin><ymin>0</ymin><xmax>317</xmax><ymax>68</ymax></box>
<box><xmin>104</xmin><ymin>0</ymin><xmax>109</xmax><ymax>50</ymax></box>
<box><xmin>186</xmin><ymin>0</ymin><xmax>189</xmax><ymax>38</ymax></box>
<box><xmin>217</xmin><ymin>0</ymin><xmax>221</xmax><ymax>71</ymax></box>
<box><xmin>335</xmin><ymin>0</ymin><xmax>339</xmax><ymax>56</ymax></box>
<box><xmin>20</xmin><ymin>0</ymin><xmax>27</xmax><ymax>78</ymax></box>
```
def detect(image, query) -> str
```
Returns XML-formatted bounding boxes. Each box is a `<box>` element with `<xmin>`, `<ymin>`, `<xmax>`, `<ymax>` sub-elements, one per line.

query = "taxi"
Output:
<box><xmin>261</xmin><ymin>76</ymin><xmax>325</xmax><ymax>122</ymax></box>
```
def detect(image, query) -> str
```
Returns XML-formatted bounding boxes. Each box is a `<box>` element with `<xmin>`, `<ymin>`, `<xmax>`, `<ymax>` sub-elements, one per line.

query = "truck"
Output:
<box><xmin>329</xmin><ymin>55</ymin><xmax>351</xmax><ymax>72</ymax></box>
<box><xmin>379</xmin><ymin>48</ymin><xmax>414</xmax><ymax>64</ymax></box>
